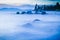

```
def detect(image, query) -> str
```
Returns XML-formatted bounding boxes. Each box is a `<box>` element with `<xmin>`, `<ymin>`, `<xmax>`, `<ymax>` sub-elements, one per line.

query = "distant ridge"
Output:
<box><xmin>0</xmin><ymin>4</ymin><xmax>35</xmax><ymax>11</ymax></box>
<box><xmin>0</xmin><ymin>4</ymin><xmax>14</xmax><ymax>8</ymax></box>
<box><xmin>0</xmin><ymin>8</ymin><xmax>21</xmax><ymax>11</ymax></box>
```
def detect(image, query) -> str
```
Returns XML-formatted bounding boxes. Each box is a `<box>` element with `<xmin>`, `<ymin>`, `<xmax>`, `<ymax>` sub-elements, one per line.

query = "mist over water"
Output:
<box><xmin>0</xmin><ymin>0</ymin><xmax>60</xmax><ymax>40</ymax></box>
<box><xmin>0</xmin><ymin>13</ymin><xmax>60</xmax><ymax>40</ymax></box>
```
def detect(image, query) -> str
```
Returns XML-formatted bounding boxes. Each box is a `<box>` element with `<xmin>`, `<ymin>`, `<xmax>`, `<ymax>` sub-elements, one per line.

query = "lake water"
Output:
<box><xmin>0</xmin><ymin>13</ymin><xmax>60</xmax><ymax>40</ymax></box>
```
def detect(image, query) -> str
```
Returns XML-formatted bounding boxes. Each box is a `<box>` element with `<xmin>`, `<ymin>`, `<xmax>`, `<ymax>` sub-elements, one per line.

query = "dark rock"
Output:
<box><xmin>21</xmin><ymin>11</ymin><xmax>26</xmax><ymax>14</ymax></box>
<box><xmin>22</xmin><ymin>23</ymin><xmax>33</xmax><ymax>28</ymax></box>
<box><xmin>26</xmin><ymin>11</ymin><xmax>32</xmax><ymax>14</ymax></box>
<box><xmin>41</xmin><ymin>11</ymin><xmax>46</xmax><ymax>15</ymax></box>
<box><xmin>33</xmin><ymin>19</ymin><xmax>40</xmax><ymax>22</ymax></box>
<box><xmin>16</xmin><ymin>12</ymin><xmax>20</xmax><ymax>14</ymax></box>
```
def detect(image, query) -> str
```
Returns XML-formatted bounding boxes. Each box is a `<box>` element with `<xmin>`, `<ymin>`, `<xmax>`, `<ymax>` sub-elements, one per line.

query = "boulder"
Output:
<box><xmin>41</xmin><ymin>11</ymin><xmax>46</xmax><ymax>15</ymax></box>
<box><xmin>16</xmin><ymin>12</ymin><xmax>20</xmax><ymax>14</ymax></box>
<box><xmin>22</xmin><ymin>23</ymin><xmax>33</xmax><ymax>28</ymax></box>
<box><xmin>33</xmin><ymin>19</ymin><xmax>40</xmax><ymax>22</ymax></box>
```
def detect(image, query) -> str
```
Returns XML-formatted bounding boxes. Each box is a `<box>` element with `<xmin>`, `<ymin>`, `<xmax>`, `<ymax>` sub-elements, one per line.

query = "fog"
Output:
<box><xmin>0</xmin><ymin>12</ymin><xmax>60</xmax><ymax>40</ymax></box>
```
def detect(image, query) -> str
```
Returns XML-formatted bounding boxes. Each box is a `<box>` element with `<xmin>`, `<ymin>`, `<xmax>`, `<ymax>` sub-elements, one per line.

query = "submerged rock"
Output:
<box><xmin>22</xmin><ymin>23</ymin><xmax>33</xmax><ymax>28</ymax></box>
<box><xmin>33</xmin><ymin>19</ymin><xmax>40</xmax><ymax>23</ymax></box>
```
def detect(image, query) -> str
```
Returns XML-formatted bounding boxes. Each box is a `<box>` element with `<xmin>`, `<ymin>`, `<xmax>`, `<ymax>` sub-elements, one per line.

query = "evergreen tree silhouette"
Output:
<box><xmin>56</xmin><ymin>2</ymin><xmax>60</xmax><ymax>6</ymax></box>
<box><xmin>34</xmin><ymin>4</ymin><xmax>38</xmax><ymax>14</ymax></box>
<box><xmin>55</xmin><ymin>2</ymin><xmax>60</xmax><ymax>10</ymax></box>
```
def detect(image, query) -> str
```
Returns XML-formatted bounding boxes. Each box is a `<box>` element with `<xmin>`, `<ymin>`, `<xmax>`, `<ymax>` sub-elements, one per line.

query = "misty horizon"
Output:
<box><xmin>0</xmin><ymin>0</ymin><xmax>60</xmax><ymax>6</ymax></box>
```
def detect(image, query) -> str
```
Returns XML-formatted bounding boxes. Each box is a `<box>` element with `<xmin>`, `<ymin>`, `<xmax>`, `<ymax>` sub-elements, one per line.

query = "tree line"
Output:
<box><xmin>34</xmin><ymin>2</ymin><xmax>60</xmax><ymax>11</ymax></box>
<box><xmin>16</xmin><ymin>2</ymin><xmax>60</xmax><ymax>15</ymax></box>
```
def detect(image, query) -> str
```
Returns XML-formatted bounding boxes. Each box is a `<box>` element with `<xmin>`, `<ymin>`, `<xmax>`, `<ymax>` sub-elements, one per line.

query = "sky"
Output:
<box><xmin>0</xmin><ymin>0</ymin><xmax>60</xmax><ymax>5</ymax></box>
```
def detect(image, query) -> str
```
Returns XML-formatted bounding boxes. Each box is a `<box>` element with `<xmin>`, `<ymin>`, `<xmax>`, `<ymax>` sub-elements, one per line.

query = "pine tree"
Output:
<box><xmin>34</xmin><ymin>4</ymin><xmax>38</xmax><ymax>14</ymax></box>
<box><xmin>55</xmin><ymin>2</ymin><xmax>60</xmax><ymax>10</ymax></box>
